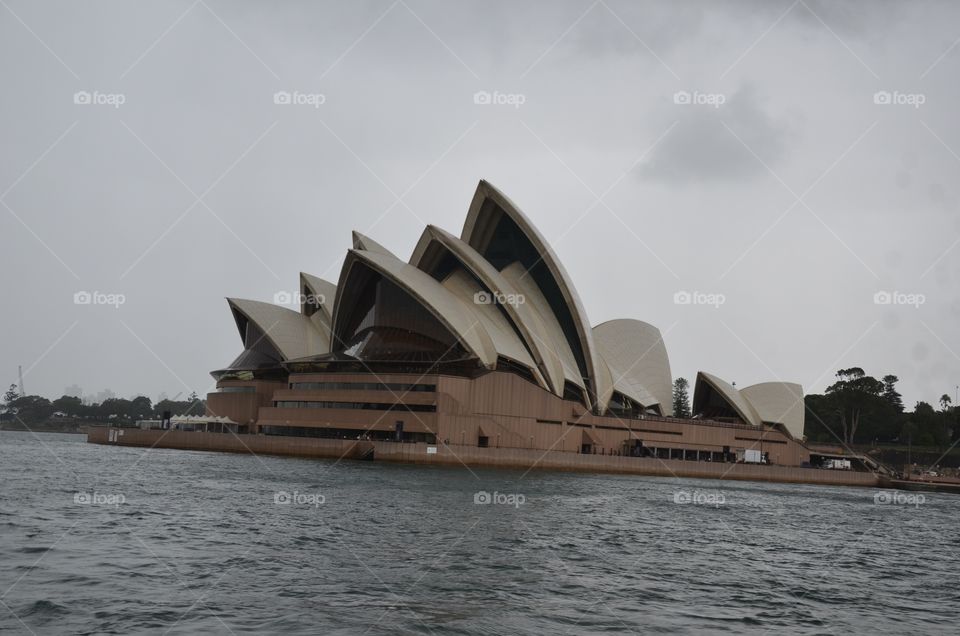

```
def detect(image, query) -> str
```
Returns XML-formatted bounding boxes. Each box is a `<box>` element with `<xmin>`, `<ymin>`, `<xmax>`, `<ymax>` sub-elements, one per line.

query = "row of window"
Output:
<box><xmin>274</xmin><ymin>400</ymin><xmax>436</xmax><ymax>413</ymax></box>
<box><xmin>289</xmin><ymin>381</ymin><xmax>436</xmax><ymax>393</ymax></box>
<box><xmin>218</xmin><ymin>386</ymin><xmax>256</xmax><ymax>393</ymax></box>
<box><xmin>261</xmin><ymin>425</ymin><xmax>436</xmax><ymax>444</ymax></box>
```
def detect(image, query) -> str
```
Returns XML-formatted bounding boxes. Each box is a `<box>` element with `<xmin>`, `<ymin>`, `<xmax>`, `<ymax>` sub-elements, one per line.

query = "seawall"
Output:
<box><xmin>86</xmin><ymin>427</ymin><xmax>881</xmax><ymax>488</ymax></box>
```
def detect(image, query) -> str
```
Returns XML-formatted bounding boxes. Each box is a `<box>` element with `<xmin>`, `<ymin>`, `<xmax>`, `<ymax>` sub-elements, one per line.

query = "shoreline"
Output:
<box><xmin>86</xmin><ymin>427</ymin><xmax>885</xmax><ymax>489</ymax></box>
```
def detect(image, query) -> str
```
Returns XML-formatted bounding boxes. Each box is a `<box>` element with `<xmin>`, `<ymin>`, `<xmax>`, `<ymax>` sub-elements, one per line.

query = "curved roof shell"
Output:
<box><xmin>227</xmin><ymin>298</ymin><xmax>331</xmax><ymax>361</ymax></box>
<box><xmin>460</xmin><ymin>180</ymin><xmax>610</xmax><ymax>412</ymax></box>
<box><xmin>438</xmin><ymin>269</ymin><xmax>548</xmax><ymax>388</ymax></box>
<box><xmin>299</xmin><ymin>273</ymin><xmax>337</xmax><ymax>340</ymax></box>
<box><xmin>593</xmin><ymin>319</ymin><xmax>673</xmax><ymax>415</ymax></box>
<box><xmin>332</xmin><ymin>249</ymin><xmax>498</xmax><ymax>368</ymax></box>
<box><xmin>410</xmin><ymin>224</ymin><xmax>566</xmax><ymax>395</ymax></box>
<box><xmin>694</xmin><ymin>371</ymin><xmax>763</xmax><ymax>428</ymax></box>
<box><xmin>352</xmin><ymin>230</ymin><xmax>395</xmax><ymax>256</ymax></box>
<box><xmin>500</xmin><ymin>262</ymin><xmax>586</xmax><ymax>391</ymax></box>
<box><xmin>740</xmin><ymin>382</ymin><xmax>805</xmax><ymax>439</ymax></box>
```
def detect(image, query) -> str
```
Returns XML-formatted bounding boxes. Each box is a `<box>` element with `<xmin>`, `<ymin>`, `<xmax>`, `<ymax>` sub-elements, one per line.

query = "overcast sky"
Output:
<box><xmin>2</xmin><ymin>0</ymin><xmax>959</xmax><ymax>408</ymax></box>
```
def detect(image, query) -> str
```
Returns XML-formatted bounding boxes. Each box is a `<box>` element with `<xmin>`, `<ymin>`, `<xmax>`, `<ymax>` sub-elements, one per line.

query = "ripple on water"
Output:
<box><xmin>1</xmin><ymin>431</ymin><xmax>959</xmax><ymax>635</ymax></box>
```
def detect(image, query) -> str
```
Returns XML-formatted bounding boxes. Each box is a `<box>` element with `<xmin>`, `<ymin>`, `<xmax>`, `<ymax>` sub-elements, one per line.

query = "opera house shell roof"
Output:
<box><xmin>215</xmin><ymin>180</ymin><xmax>805</xmax><ymax>438</ymax></box>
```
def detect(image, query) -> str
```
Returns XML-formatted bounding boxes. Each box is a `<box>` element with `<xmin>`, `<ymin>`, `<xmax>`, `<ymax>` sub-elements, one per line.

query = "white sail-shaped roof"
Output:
<box><xmin>332</xmin><ymin>249</ymin><xmax>498</xmax><ymax>368</ymax></box>
<box><xmin>593</xmin><ymin>319</ymin><xmax>673</xmax><ymax>415</ymax></box>
<box><xmin>410</xmin><ymin>224</ymin><xmax>566</xmax><ymax>395</ymax></box>
<box><xmin>352</xmin><ymin>230</ymin><xmax>395</xmax><ymax>256</ymax></box>
<box><xmin>299</xmin><ymin>273</ymin><xmax>336</xmax><ymax>342</ymax></box>
<box><xmin>227</xmin><ymin>298</ymin><xmax>331</xmax><ymax>360</ymax></box>
<box><xmin>740</xmin><ymin>382</ymin><xmax>805</xmax><ymax>439</ymax></box>
<box><xmin>694</xmin><ymin>371</ymin><xmax>763</xmax><ymax>428</ymax></box>
<box><xmin>439</xmin><ymin>269</ymin><xmax>548</xmax><ymax>389</ymax></box>
<box><xmin>460</xmin><ymin>180</ymin><xmax>610</xmax><ymax>412</ymax></box>
<box><xmin>501</xmin><ymin>261</ymin><xmax>586</xmax><ymax>391</ymax></box>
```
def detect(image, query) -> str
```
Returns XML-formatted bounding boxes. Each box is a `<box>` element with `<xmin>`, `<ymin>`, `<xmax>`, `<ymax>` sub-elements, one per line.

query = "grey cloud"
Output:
<box><xmin>1</xmin><ymin>0</ymin><xmax>958</xmax><ymax>410</ymax></box>
<box><xmin>639</xmin><ymin>87</ymin><xmax>789</xmax><ymax>182</ymax></box>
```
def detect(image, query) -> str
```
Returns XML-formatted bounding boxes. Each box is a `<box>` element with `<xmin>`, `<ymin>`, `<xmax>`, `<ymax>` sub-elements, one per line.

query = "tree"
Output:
<box><xmin>803</xmin><ymin>393</ymin><xmax>841</xmax><ymax>443</ymax></box>
<box><xmin>99</xmin><ymin>397</ymin><xmax>134</xmax><ymax>420</ymax></box>
<box><xmin>881</xmin><ymin>375</ymin><xmax>903</xmax><ymax>412</ymax></box>
<box><xmin>10</xmin><ymin>395</ymin><xmax>54</xmax><ymax>424</ymax></box>
<box><xmin>825</xmin><ymin>368</ymin><xmax>885</xmax><ymax>444</ymax></box>
<box><xmin>940</xmin><ymin>394</ymin><xmax>952</xmax><ymax>411</ymax></box>
<box><xmin>912</xmin><ymin>401</ymin><xmax>945</xmax><ymax>446</ymax></box>
<box><xmin>154</xmin><ymin>397</ymin><xmax>205</xmax><ymax>418</ymax></box>
<box><xmin>4</xmin><ymin>384</ymin><xmax>19</xmax><ymax>407</ymax></box>
<box><xmin>130</xmin><ymin>396</ymin><xmax>153</xmax><ymax>420</ymax></box>
<box><xmin>52</xmin><ymin>395</ymin><xmax>83</xmax><ymax>415</ymax></box>
<box><xmin>672</xmin><ymin>378</ymin><xmax>691</xmax><ymax>418</ymax></box>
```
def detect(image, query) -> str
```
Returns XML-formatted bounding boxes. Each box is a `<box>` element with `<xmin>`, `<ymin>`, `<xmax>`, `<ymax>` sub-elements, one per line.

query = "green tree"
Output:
<box><xmin>940</xmin><ymin>394</ymin><xmax>952</xmax><ymax>411</ymax></box>
<box><xmin>672</xmin><ymin>378</ymin><xmax>691</xmax><ymax>418</ymax></box>
<box><xmin>3</xmin><ymin>384</ymin><xmax>19</xmax><ymax>407</ymax></box>
<box><xmin>98</xmin><ymin>398</ymin><xmax>134</xmax><ymax>420</ymax></box>
<box><xmin>882</xmin><ymin>375</ymin><xmax>903</xmax><ymax>412</ymax></box>
<box><xmin>10</xmin><ymin>395</ymin><xmax>54</xmax><ymax>424</ymax></box>
<box><xmin>825</xmin><ymin>368</ymin><xmax>885</xmax><ymax>444</ymax></box>
<box><xmin>803</xmin><ymin>393</ymin><xmax>841</xmax><ymax>443</ymax></box>
<box><xmin>52</xmin><ymin>395</ymin><xmax>83</xmax><ymax>415</ymax></box>
<box><xmin>130</xmin><ymin>396</ymin><xmax>153</xmax><ymax>420</ymax></box>
<box><xmin>911</xmin><ymin>401</ymin><xmax>944</xmax><ymax>446</ymax></box>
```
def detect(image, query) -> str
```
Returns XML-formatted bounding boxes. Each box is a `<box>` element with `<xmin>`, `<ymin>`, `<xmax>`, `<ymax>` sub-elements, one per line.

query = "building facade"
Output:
<box><xmin>206</xmin><ymin>180</ymin><xmax>810</xmax><ymax>467</ymax></box>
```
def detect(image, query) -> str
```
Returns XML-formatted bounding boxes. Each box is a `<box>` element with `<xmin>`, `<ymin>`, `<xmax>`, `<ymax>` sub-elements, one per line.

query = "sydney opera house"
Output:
<box><xmin>202</xmin><ymin>180</ymin><xmax>816</xmax><ymax>468</ymax></box>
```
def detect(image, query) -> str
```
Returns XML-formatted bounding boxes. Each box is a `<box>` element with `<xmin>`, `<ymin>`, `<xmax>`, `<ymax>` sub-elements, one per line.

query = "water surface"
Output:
<box><xmin>1</xmin><ymin>431</ymin><xmax>958</xmax><ymax>634</ymax></box>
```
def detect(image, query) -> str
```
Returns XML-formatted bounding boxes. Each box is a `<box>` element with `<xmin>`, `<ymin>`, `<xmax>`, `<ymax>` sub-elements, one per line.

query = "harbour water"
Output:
<box><xmin>1</xmin><ymin>431</ymin><xmax>958</xmax><ymax>634</ymax></box>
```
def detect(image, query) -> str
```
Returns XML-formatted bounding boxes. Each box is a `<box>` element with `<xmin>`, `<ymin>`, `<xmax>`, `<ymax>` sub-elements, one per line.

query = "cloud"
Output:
<box><xmin>639</xmin><ymin>86</ymin><xmax>790</xmax><ymax>183</ymax></box>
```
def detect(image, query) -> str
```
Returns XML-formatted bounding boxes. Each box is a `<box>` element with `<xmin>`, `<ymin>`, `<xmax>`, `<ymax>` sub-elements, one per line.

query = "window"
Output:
<box><xmin>274</xmin><ymin>400</ymin><xmax>436</xmax><ymax>413</ymax></box>
<box><xmin>290</xmin><ymin>381</ymin><xmax>435</xmax><ymax>392</ymax></box>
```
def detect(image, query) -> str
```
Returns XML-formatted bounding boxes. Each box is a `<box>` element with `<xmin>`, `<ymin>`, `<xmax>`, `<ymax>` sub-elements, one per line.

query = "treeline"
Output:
<box><xmin>2</xmin><ymin>384</ymin><xmax>206</xmax><ymax>426</ymax></box>
<box><xmin>805</xmin><ymin>368</ymin><xmax>957</xmax><ymax>447</ymax></box>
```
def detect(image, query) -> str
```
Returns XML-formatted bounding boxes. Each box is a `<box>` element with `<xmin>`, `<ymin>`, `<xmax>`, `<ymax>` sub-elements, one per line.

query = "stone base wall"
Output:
<box><xmin>87</xmin><ymin>427</ymin><xmax>880</xmax><ymax>488</ymax></box>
